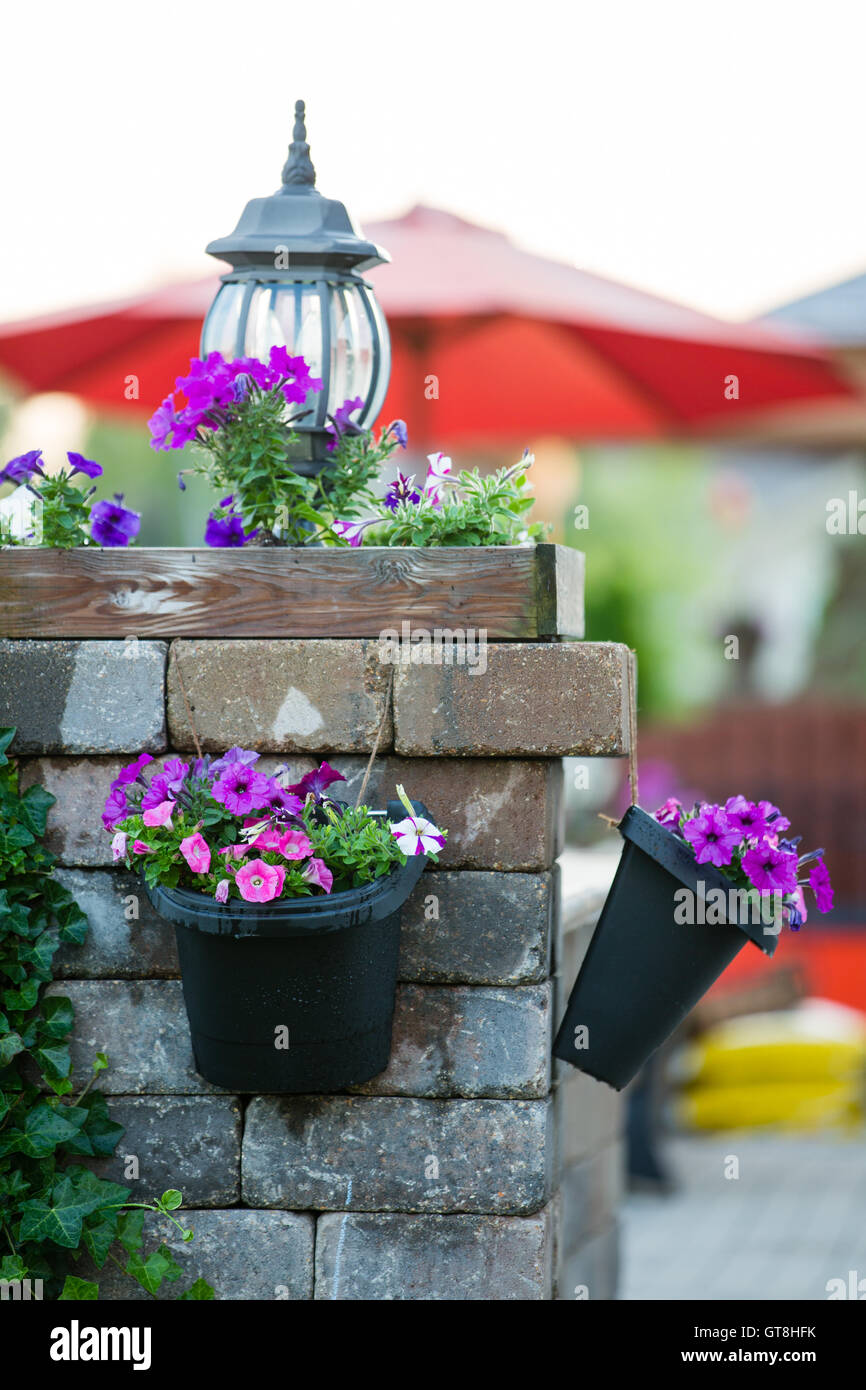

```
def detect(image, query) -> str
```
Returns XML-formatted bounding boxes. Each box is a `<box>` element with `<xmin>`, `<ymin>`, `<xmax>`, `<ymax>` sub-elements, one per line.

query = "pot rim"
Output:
<box><xmin>141</xmin><ymin>798</ymin><xmax>433</xmax><ymax>937</ymax></box>
<box><xmin>619</xmin><ymin>805</ymin><xmax>780</xmax><ymax>957</ymax></box>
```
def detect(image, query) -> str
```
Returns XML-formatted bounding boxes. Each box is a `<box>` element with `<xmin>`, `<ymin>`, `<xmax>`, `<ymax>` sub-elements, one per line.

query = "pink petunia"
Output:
<box><xmin>111</xmin><ymin>832</ymin><xmax>128</xmax><ymax>862</ymax></box>
<box><xmin>302</xmin><ymin>857</ymin><xmax>333</xmax><ymax>894</ymax></box>
<box><xmin>142</xmin><ymin>799</ymin><xmax>174</xmax><ymax>828</ymax></box>
<box><xmin>214</xmin><ymin>879</ymin><xmax>231</xmax><ymax>904</ymax></box>
<box><xmin>218</xmin><ymin>844</ymin><xmax>249</xmax><ymax>861</ymax></box>
<box><xmin>132</xmin><ymin>840</ymin><xmax>153</xmax><ymax>855</ymax></box>
<box><xmin>276</xmin><ymin>828</ymin><xmax>313</xmax><ymax>860</ymax></box>
<box><xmin>180</xmin><ymin>832</ymin><xmax>211</xmax><ymax>874</ymax></box>
<box><xmin>235</xmin><ymin>858</ymin><xmax>286</xmax><ymax>903</ymax></box>
<box><xmin>653</xmin><ymin>797</ymin><xmax>682</xmax><ymax>827</ymax></box>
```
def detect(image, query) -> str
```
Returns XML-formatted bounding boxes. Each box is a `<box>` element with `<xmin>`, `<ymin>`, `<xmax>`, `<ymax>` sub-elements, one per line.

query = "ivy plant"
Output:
<box><xmin>0</xmin><ymin>727</ymin><xmax>213</xmax><ymax>1299</ymax></box>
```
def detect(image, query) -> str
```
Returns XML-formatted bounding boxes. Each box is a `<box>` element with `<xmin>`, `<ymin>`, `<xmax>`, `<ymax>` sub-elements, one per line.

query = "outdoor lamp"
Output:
<box><xmin>202</xmin><ymin>99</ymin><xmax>391</xmax><ymax>475</ymax></box>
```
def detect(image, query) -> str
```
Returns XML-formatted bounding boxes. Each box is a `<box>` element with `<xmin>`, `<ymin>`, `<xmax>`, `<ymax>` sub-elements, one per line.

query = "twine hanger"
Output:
<box><xmin>600</xmin><ymin>648</ymin><xmax>638</xmax><ymax>829</ymax></box>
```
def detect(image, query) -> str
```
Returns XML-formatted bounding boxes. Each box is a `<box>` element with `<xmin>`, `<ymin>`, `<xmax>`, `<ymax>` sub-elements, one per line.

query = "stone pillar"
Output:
<box><xmin>0</xmin><ymin>628</ymin><xmax>630</xmax><ymax>1300</ymax></box>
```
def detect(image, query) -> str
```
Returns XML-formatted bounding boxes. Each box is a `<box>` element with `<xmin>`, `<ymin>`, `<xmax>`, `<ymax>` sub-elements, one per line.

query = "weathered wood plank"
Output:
<box><xmin>0</xmin><ymin>545</ymin><xmax>583</xmax><ymax>640</ymax></box>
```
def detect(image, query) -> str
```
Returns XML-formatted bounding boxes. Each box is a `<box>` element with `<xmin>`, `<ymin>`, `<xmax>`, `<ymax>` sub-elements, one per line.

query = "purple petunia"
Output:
<box><xmin>211</xmin><ymin>764</ymin><xmax>273</xmax><ymax>816</ymax></box>
<box><xmin>383</xmin><ymin>472</ymin><xmax>421</xmax><ymax>512</ymax></box>
<box><xmin>287</xmin><ymin>761</ymin><xmax>346</xmax><ymax>802</ymax></box>
<box><xmin>1</xmin><ymin>449</ymin><xmax>44</xmax><ymax>485</ymax></box>
<box><xmin>326</xmin><ymin>396</ymin><xmax>365</xmax><ymax>451</ymax></box>
<box><xmin>90</xmin><ymin>494</ymin><xmax>141</xmax><ymax>547</ymax></box>
<box><xmin>204</xmin><ymin>496</ymin><xmax>259</xmax><ymax>548</ymax></box>
<box><xmin>331</xmin><ymin>516</ymin><xmax>378</xmax><ymax>547</ymax></box>
<box><xmin>113</xmin><ymin>753</ymin><xmax>154</xmax><ymax>787</ymax></box>
<box><xmin>102</xmin><ymin>785</ymin><xmax>129</xmax><ymax>831</ymax></box>
<box><xmin>741</xmin><ymin>842</ymin><xmax>799</xmax><ymax>895</ymax></box>
<box><xmin>66</xmin><ymin>451</ymin><xmax>103</xmax><ymax>480</ymax></box>
<box><xmin>140</xmin><ymin>775</ymin><xmax>173</xmax><ymax>811</ymax></box>
<box><xmin>682</xmin><ymin>804</ymin><xmax>742</xmax><ymax>868</ymax></box>
<box><xmin>387</xmin><ymin>420</ymin><xmax>408</xmax><ymax>449</ymax></box>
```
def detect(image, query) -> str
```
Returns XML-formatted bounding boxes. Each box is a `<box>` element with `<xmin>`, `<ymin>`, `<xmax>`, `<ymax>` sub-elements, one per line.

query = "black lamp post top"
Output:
<box><xmin>205</xmin><ymin>98</ymin><xmax>389</xmax><ymax>274</ymax></box>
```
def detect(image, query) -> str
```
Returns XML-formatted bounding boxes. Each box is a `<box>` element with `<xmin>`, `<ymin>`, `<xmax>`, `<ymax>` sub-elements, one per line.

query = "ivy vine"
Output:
<box><xmin>0</xmin><ymin>727</ymin><xmax>213</xmax><ymax>1299</ymax></box>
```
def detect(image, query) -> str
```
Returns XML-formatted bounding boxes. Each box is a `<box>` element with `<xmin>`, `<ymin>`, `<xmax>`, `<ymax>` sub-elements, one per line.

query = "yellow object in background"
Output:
<box><xmin>673</xmin><ymin>999</ymin><xmax>866</xmax><ymax>1131</ymax></box>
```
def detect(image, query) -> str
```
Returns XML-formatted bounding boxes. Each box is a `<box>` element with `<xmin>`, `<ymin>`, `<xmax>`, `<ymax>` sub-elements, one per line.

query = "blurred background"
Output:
<box><xmin>2</xmin><ymin>0</ymin><xmax>865</xmax><ymax>1301</ymax></box>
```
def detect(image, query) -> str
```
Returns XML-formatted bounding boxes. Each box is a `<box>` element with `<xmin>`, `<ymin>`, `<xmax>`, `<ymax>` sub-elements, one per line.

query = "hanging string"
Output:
<box><xmin>627</xmin><ymin>648</ymin><xmax>639</xmax><ymax>807</ymax></box>
<box><xmin>172</xmin><ymin>650</ymin><xmax>203</xmax><ymax>762</ymax></box>
<box><xmin>354</xmin><ymin>668</ymin><xmax>395</xmax><ymax>809</ymax></box>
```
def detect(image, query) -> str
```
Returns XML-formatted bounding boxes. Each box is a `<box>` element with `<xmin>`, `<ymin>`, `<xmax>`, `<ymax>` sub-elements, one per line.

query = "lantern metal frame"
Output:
<box><xmin>202</xmin><ymin>100</ymin><xmax>391</xmax><ymax>475</ymax></box>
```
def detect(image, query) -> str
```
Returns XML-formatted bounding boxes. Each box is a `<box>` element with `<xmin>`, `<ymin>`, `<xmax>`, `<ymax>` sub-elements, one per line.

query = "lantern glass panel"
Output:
<box><xmin>202</xmin><ymin>283</ymin><xmax>245</xmax><ymax>357</ymax></box>
<box><xmin>365</xmin><ymin>291</ymin><xmax>391</xmax><ymax>424</ymax></box>
<box><xmin>330</xmin><ymin>283</ymin><xmax>373</xmax><ymax>412</ymax></box>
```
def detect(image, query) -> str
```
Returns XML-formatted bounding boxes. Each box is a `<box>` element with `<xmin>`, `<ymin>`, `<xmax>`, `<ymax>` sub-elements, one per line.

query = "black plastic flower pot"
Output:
<box><xmin>142</xmin><ymin>800</ymin><xmax>431</xmax><ymax>1092</ymax></box>
<box><xmin>553</xmin><ymin>806</ymin><xmax>780</xmax><ymax>1091</ymax></box>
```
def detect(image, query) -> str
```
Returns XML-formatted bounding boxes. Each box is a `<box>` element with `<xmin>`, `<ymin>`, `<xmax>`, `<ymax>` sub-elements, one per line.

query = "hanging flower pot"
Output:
<box><xmin>143</xmin><ymin>816</ymin><xmax>430</xmax><ymax>1092</ymax></box>
<box><xmin>554</xmin><ymin>799</ymin><xmax>834</xmax><ymax>1091</ymax></box>
<box><xmin>103</xmin><ymin>752</ymin><xmax>446</xmax><ymax>1092</ymax></box>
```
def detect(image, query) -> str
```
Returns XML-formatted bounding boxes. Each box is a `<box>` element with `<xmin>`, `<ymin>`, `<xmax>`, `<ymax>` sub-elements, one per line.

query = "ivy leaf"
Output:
<box><xmin>125</xmin><ymin>1243</ymin><xmax>183</xmax><ymax>1295</ymax></box>
<box><xmin>0</xmin><ymin>1253</ymin><xmax>28</xmax><ymax>1281</ymax></box>
<box><xmin>0</xmin><ymin>1032</ymin><xmax>25</xmax><ymax>1068</ymax></box>
<box><xmin>179</xmin><ymin>1277</ymin><xmax>215</xmax><ymax>1301</ymax></box>
<box><xmin>0</xmin><ymin>727</ymin><xmax>16</xmax><ymax>766</ymax></box>
<box><xmin>18</xmin><ymin>785</ymin><xmax>56</xmax><ymax>836</ymax></box>
<box><xmin>40</xmin><ymin>995</ymin><xmax>75</xmax><ymax>1039</ymax></box>
<box><xmin>58</xmin><ymin>1274</ymin><xmax>99</xmax><ymax>1300</ymax></box>
<box><xmin>18</xmin><ymin>1197</ymin><xmax>89</xmax><ymax>1249</ymax></box>
<box><xmin>31</xmin><ymin>1043</ymin><xmax>72</xmax><ymax>1083</ymax></box>
<box><xmin>116</xmin><ymin>1207</ymin><xmax>146</xmax><ymax>1254</ymax></box>
<box><xmin>82</xmin><ymin>1217</ymin><xmax>118</xmax><ymax>1269</ymax></box>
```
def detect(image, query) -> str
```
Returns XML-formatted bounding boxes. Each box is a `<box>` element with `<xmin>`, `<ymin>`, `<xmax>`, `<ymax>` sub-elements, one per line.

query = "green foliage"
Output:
<box><xmin>0</xmin><ymin>728</ymin><xmax>213</xmax><ymax>1299</ymax></box>
<box><xmin>365</xmin><ymin>459</ymin><xmax>547</xmax><ymax>547</ymax></box>
<box><xmin>304</xmin><ymin>804</ymin><xmax>407</xmax><ymax>891</ymax></box>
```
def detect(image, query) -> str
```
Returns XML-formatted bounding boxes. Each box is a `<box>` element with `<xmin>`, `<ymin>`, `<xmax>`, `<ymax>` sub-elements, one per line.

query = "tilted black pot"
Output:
<box><xmin>143</xmin><ymin>800</ymin><xmax>431</xmax><ymax>1093</ymax></box>
<box><xmin>553</xmin><ymin>806</ymin><xmax>779</xmax><ymax>1091</ymax></box>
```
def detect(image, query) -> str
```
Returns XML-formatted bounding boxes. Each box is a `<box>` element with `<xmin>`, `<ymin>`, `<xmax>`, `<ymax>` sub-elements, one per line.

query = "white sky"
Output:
<box><xmin>3</xmin><ymin>0</ymin><xmax>866</xmax><ymax>324</ymax></box>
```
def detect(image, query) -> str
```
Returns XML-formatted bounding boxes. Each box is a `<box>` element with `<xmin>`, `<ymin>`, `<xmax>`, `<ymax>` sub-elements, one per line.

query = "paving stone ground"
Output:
<box><xmin>620</xmin><ymin>1130</ymin><xmax>866</xmax><ymax>1301</ymax></box>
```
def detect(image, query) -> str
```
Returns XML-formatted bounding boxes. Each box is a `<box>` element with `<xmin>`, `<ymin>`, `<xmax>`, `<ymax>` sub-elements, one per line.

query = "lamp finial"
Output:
<box><xmin>281</xmin><ymin>99</ymin><xmax>317</xmax><ymax>188</ymax></box>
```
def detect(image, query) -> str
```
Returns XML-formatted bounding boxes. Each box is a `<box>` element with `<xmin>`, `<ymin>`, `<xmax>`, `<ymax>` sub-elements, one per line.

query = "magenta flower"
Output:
<box><xmin>66</xmin><ymin>451</ymin><xmax>102</xmax><ymax>480</ymax></box>
<box><xmin>208</xmin><ymin>746</ymin><xmax>260</xmax><ymax>778</ymax></box>
<box><xmin>162</xmin><ymin>759</ymin><xmax>190</xmax><ymax>794</ymax></box>
<box><xmin>180</xmin><ymin>832</ymin><xmax>211</xmax><ymax>874</ymax></box>
<box><xmin>142</xmin><ymin>800</ymin><xmax>174</xmax><ymax>828</ymax></box>
<box><xmin>724</xmin><ymin>795</ymin><xmax>769</xmax><ymax>840</ymax></box>
<box><xmin>214</xmin><ymin>879</ymin><xmax>231</xmax><ymax>904</ymax></box>
<box><xmin>287</xmin><ymin>762</ymin><xmax>346</xmax><ymax>802</ymax></box>
<box><xmin>90</xmin><ymin>494</ymin><xmax>141</xmax><ymax>547</ymax></box>
<box><xmin>757</xmin><ymin>800</ymin><xmax>791</xmax><ymax>834</ymax></box>
<box><xmin>218</xmin><ymin>844</ymin><xmax>249</xmax><ymax>861</ymax></box>
<box><xmin>391</xmin><ymin>814</ymin><xmax>447</xmax><ymax>857</ymax></box>
<box><xmin>113</xmin><ymin>753</ymin><xmax>154</xmax><ymax>786</ymax></box>
<box><xmin>235</xmin><ymin>858</ymin><xmax>286</xmax><ymax>903</ymax></box>
<box><xmin>332</xmin><ymin>516</ymin><xmax>378</xmax><ymax>547</ymax></box>
<box><xmin>148</xmin><ymin>398</ymin><xmax>177</xmax><ymax>451</ymax></box>
<box><xmin>132</xmin><ymin>840</ymin><xmax>153</xmax><ymax>855</ymax></box>
<box><xmin>302</xmin><ymin>857</ymin><xmax>333</xmax><ymax>894</ymax></box>
<box><xmin>741</xmin><ymin>842</ymin><xmax>799</xmax><ymax>894</ymax></box>
<box><xmin>111</xmin><ymin>832</ymin><xmax>128</xmax><ymax>863</ymax></box>
<box><xmin>211</xmin><ymin>764</ymin><xmax>272</xmax><ymax>815</ymax></box>
<box><xmin>682</xmin><ymin>805</ymin><xmax>741</xmax><ymax>867</ymax></box>
<box><xmin>260</xmin><ymin>783</ymin><xmax>304</xmax><ymax>815</ymax></box>
<box><xmin>102</xmin><ymin>786</ymin><xmax>129</xmax><ymax>831</ymax></box>
<box><xmin>141</xmin><ymin>775</ymin><xmax>173</xmax><ymax>811</ymax></box>
<box><xmin>653</xmin><ymin>797</ymin><xmax>682</xmax><ymax>827</ymax></box>
<box><xmin>326</xmin><ymin>395</ymin><xmax>365</xmax><ymax>450</ymax></box>
<box><xmin>786</xmin><ymin>886</ymin><xmax>808</xmax><ymax>930</ymax></box>
<box><xmin>809</xmin><ymin>858</ymin><xmax>834</xmax><ymax>913</ymax></box>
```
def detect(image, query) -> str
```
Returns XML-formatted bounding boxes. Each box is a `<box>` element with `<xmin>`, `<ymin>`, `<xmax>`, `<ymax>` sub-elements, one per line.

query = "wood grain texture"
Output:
<box><xmin>0</xmin><ymin>545</ymin><xmax>583</xmax><ymax>640</ymax></box>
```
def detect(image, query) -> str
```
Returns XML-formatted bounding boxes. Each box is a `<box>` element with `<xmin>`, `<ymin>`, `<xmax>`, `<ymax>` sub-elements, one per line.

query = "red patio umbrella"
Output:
<box><xmin>0</xmin><ymin>205</ymin><xmax>856</xmax><ymax>446</ymax></box>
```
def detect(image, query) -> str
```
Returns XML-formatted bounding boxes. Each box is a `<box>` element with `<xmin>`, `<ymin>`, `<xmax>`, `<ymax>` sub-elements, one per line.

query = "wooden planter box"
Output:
<box><xmin>0</xmin><ymin>543</ymin><xmax>583</xmax><ymax>640</ymax></box>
